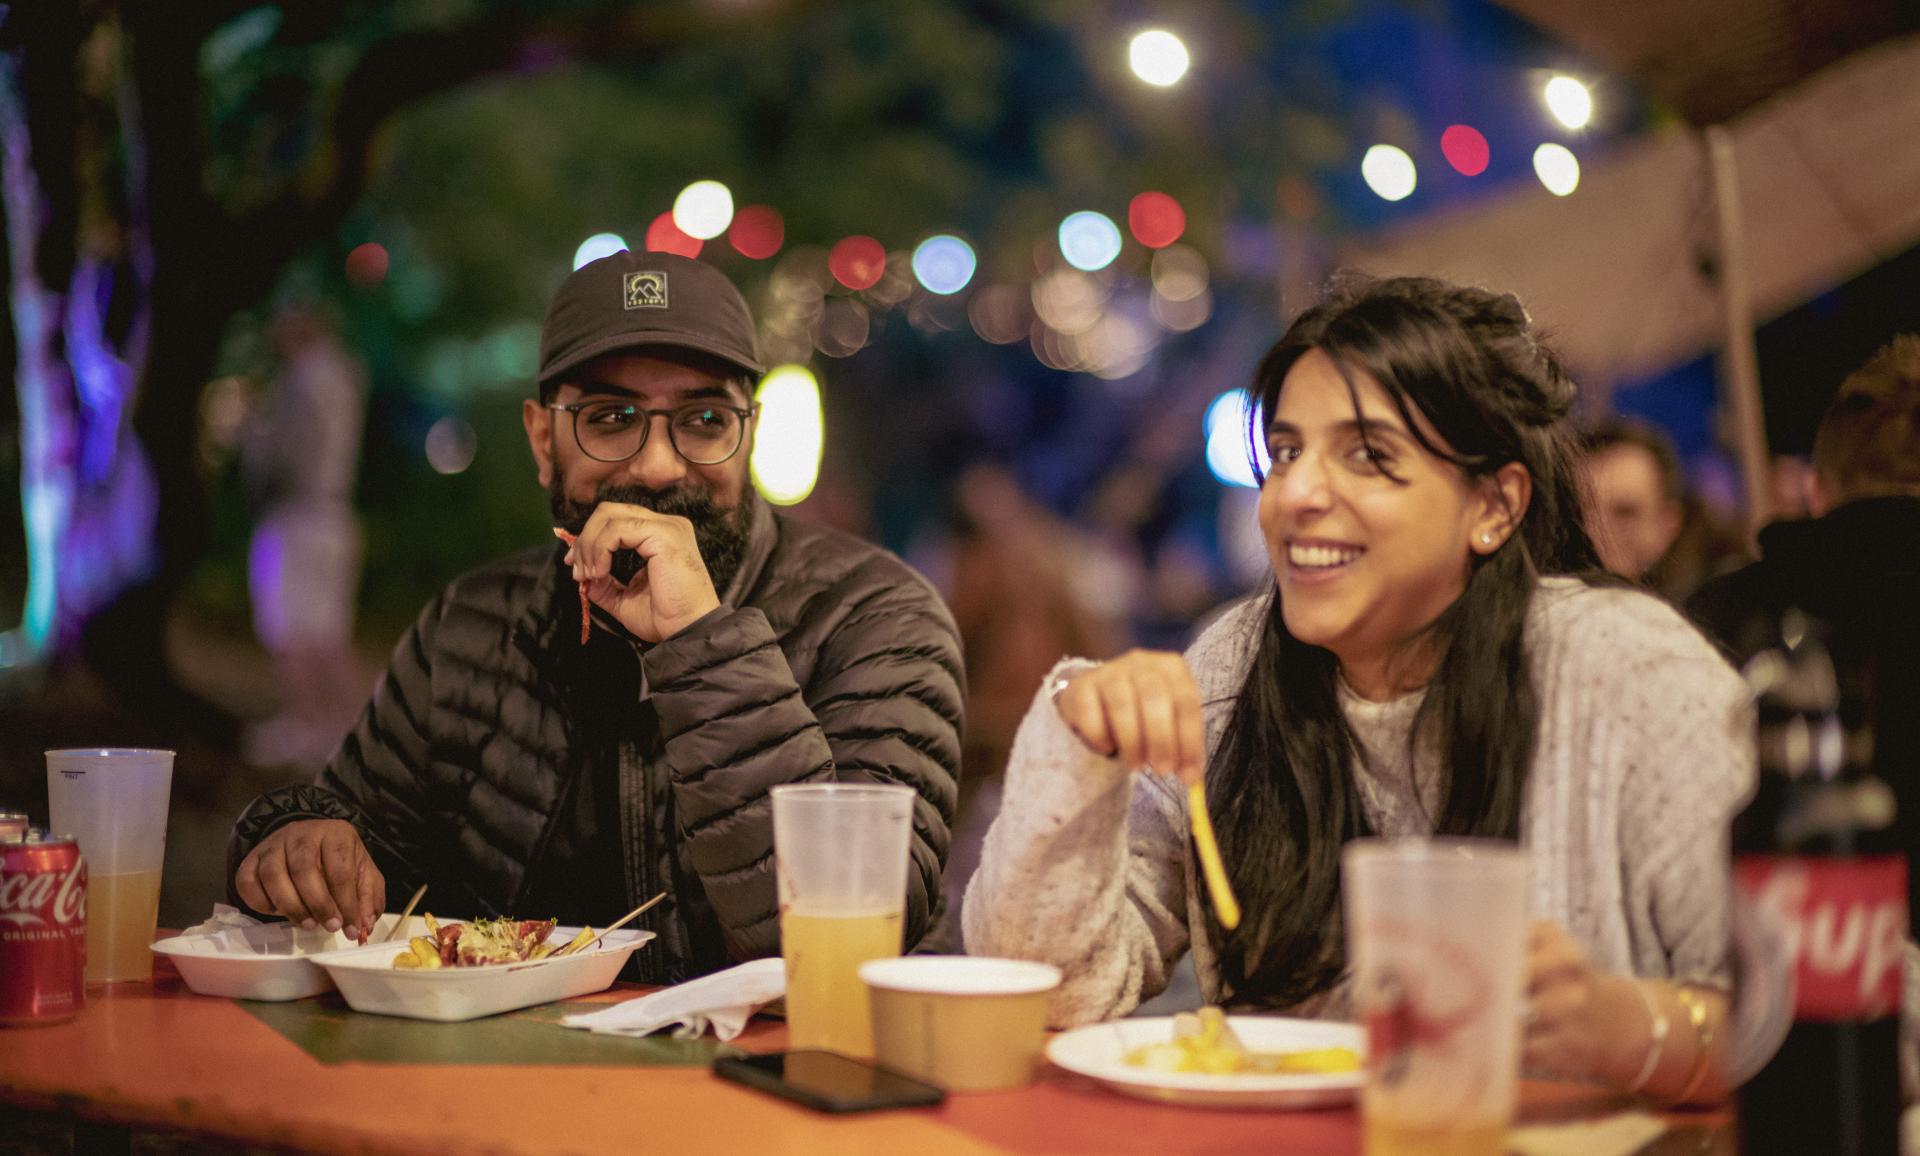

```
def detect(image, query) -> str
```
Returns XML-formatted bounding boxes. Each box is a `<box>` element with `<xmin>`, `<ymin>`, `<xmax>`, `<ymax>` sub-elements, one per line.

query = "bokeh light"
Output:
<box><xmin>1533</xmin><ymin>143</ymin><xmax>1581</xmax><ymax>195</ymax></box>
<box><xmin>1058</xmin><ymin>211</ymin><xmax>1124</xmax><ymax>271</ymax></box>
<box><xmin>751</xmin><ymin>364</ymin><xmax>824</xmax><ymax>506</ymax></box>
<box><xmin>1151</xmin><ymin>286</ymin><xmax>1212</xmax><ymax>333</ymax></box>
<box><xmin>1361</xmin><ymin>145</ymin><xmax>1417</xmax><ymax>202</ymax></box>
<box><xmin>1440</xmin><ymin>125</ymin><xmax>1490</xmax><ymax>176</ymax></box>
<box><xmin>1082</xmin><ymin>313</ymin><xmax>1153</xmax><ymax>380</ymax></box>
<box><xmin>967</xmin><ymin>285</ymin><xmax>1031</xmax><ymax>344</ymax></box>
<box><xmin>728</xmin><ymin>205</ymin><xmax>784</xmax><ymax>260</ymax></box>
<box><xmin>816</xmin><ymin>298</ymin><xmax>870</xmax><ymax>358</ymax></box>
<box><xmin>1128</xmin><ymin>29</ymin><xmax>1190</xmax><ymax>87</ymax></box>
<box><xmin>911</xmin><ymin>235</ymin><xmax>977</xmax><ymax>295</ymax></box>
<box><xmin>425</xmin><ymin>416</ymin><xmax>478</xmax><ymax>476</ymax></box>
<box><xmin>1032</xmin><ymin>268</ymin><xmax>1107</xmax><ymax>334</ymax></box>
<box><xmin>644</xmin><ymin>212</ymin><xmax>702</xmax><ymax>258</ymax></box>
<box><xmin>1128</xmin><ymin>192</ymin><xmax>1186</xmax><ymax>249</ymax></box>
<box><xmin>1205</xmin><ymin>390</ymin><xmax>1270</xmax><ymax>488</ymax></box>
<box><xmin>1543</xmin><ymin>75</ymin><xmax>1593</xmax><ymax>130</ymax></box>
<box><xmin>672</xmin><ymin>180</ymin><xmax>735</xmax><ymax>240</ymax></box>
<box><xmin>1150</xmin><ymin>244</ymin><xmax>1209</xmax><ymax>302</ymax></box>
<box><xmin>345</xmin><ymin>242</ymin><xmax>389</xmax><ymax>289</ymax></box>
<box><xmin>571</xmin><ymin>232</ymin><xmax>628</xmax><ymax>270</ymax></box>
<box><xmin>869</xmin><ymin>251</ymin><xmax>916</xmax><ymax>308</ymax></box>
<box><xmin>828</xmin><ymin>235</ymin><xmax>887</xmax><ymax>290</ymax></box>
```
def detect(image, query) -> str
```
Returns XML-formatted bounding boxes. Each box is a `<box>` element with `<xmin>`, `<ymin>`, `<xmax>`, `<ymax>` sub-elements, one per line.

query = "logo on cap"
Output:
<box><xmin>624</xmin><ymin>271</ymin><xmax>668</xmax><ymax>310</ymax></box>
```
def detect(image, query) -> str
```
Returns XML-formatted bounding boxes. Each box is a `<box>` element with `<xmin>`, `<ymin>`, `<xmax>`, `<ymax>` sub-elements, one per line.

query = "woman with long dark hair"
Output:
<box><xmin>963</xmin><ymin>276</ymin><xmax>1752</xmax><ymax>1102</ymax></box>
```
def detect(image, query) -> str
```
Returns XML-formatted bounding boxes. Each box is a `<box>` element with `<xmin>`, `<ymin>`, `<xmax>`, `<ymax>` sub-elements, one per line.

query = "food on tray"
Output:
<box><xmin>390</xmin><ymin>913</ymin><xmax>593</xmax><ymax>969</ymax></box>
<box><xmin>1122</xmin><ymin>1008</ymin><xmax>1361</xmax><ymax>1076</ymax></box>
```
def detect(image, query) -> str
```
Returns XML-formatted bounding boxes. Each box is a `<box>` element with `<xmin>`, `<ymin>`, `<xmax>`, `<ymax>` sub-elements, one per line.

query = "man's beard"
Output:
<box><xmin>548</xmin><ymin>479</ymin><xmax>756</xmax><ymax>597</ymax></box>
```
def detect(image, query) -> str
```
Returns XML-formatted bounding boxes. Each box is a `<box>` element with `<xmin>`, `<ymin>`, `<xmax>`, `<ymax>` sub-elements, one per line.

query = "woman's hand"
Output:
<box><xmin>1522</xmin><ymin>920</ymin><xmax>1653</xmax><ymax>1084</ymax></box>
<box><xmin>1051</xmin><ymin>650</ymin><xmax>1205</xmax><ymax>783</ymax></box>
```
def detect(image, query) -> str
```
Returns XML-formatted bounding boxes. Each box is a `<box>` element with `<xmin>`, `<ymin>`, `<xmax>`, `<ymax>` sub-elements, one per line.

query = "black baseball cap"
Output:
<box><xmin>536</xmin><ymin>251</ymin><xmax>763</xmax><ymax>392</ymax></box>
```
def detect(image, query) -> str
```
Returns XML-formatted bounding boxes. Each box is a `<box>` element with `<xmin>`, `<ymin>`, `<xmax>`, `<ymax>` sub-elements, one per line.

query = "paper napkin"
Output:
<box><xmin>561</xmin><ymin>957</ymin><xmax>786</xmax><ymax>1042</ymax></box>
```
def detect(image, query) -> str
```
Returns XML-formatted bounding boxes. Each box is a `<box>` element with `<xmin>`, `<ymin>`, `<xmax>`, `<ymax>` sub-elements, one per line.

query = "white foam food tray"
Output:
<box><xmin>151</xmin><ymin>915</ymin><xmax>437</xmax><ymax>1002</ymax></box>
<box><xmin>312</xmin><ymin>926</ymin><xmax>654</xmax><ymax>1022</ymax></box>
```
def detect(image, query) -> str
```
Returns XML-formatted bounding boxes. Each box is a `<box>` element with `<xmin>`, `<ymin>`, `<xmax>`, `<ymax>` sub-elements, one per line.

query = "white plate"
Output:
<box><xmin>151</xmin><ymin>915</ymin><xmax>438</xmax><ymax>1002</ymax></box>
<box><xmin>313</xmin><ymin>926</ymin><xmax>655</xmax><ymax>1022</ymax></box>
<box><xmin>1045</xmin><ymin>1015</ymin><xmax>1365</xmax><ymax>1109</ymax></box>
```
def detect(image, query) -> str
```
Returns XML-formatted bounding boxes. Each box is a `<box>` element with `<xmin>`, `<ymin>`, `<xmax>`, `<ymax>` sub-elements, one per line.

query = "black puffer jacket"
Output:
<box><xmin>229</xmin><ymin>502</ymin><xmax>964</xmax><ymax>982</ymax></box>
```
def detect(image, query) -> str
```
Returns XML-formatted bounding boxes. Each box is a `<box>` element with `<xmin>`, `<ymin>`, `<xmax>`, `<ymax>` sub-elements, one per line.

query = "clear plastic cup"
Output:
<box><xmin>772</xmin><ymin>783</ymin><xmax>914</xmax><ymax>1057</ymax></box>
<box><xmin>1344</xmin><ymin>838</ymin><xmax>1530</xmax><ymax>1156</ymax></box>
<box><xmin>45</xmin><ymin>748</ymin><xmax>175</xmax><ymax>984</ymax></box>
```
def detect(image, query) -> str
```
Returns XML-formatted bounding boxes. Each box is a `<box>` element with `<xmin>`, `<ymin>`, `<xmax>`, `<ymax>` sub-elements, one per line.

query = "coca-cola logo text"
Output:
<box><xmin>1735</xmin><ymin>855</ymin><xmax>1905</xmax><ymax>1021</ymax></box>
<box><xmin>0</xmin><ymin>858</ymin><xmax>88</xmax><ymax>928</ymax></box>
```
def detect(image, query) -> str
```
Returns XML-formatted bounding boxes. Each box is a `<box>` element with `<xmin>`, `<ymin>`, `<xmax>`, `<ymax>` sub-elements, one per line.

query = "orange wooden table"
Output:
<box><xmin>0</xmin><ymin>962</ymin><xmax>1729</xmax><ymax>1155</ymax></box>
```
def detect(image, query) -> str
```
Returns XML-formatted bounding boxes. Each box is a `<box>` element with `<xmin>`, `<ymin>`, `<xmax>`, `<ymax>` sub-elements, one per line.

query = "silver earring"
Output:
<box><xmin>1482</xmin><ymin>533</ymin><xmax>1495</xmax><ymax>545</ymax></box>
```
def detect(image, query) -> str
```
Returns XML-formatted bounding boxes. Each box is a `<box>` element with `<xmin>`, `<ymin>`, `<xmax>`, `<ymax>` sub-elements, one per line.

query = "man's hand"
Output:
<box><xmin>1052</xmin><ymin>650</ymin><xmax>1206</xmax><ymax>784</ymax></box>
<box><xmin>234</xmin><ymin>819</ymin><xmax>385</xmax><ymax>940</ymax></box>
<box><xmin>564</xmin><ymin>501</ymin><xmax>720</xmax><ymax>642</ymax></box>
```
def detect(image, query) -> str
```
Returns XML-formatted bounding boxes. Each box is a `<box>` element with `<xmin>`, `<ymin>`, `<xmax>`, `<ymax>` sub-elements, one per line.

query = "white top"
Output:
<box><xmin>962</xmin><ymin>577</ymin><xmax>1757</xmax><ymax>1028</ymax></box>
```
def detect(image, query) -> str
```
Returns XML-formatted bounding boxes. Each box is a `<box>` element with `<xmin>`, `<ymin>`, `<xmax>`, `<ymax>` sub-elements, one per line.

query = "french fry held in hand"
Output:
<box><xmin>1187</xmin><ymin>783</ymin><xmax>1241</xmax><ymax>930</ymax></box>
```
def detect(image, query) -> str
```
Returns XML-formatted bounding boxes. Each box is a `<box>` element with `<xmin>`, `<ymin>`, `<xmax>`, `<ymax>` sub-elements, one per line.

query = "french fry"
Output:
<box><xmin>556</xmin><ymin>926</ymin><xmax>596</xmax><ymax>956</ymax></box>
<box><xmin>390</xmin><ymin>936</ymin><xmax>444</xmax><ymax>970</ymax></box>
<box><xmin>1187</xmin><ymin>782</ymin><xmax>1242</xmax><ymax>930</ymax></box>
<box><xmin>1126</xmin><ymin>1006</ymin><xmax>1360</xmax><ymax>1075</ymax></box>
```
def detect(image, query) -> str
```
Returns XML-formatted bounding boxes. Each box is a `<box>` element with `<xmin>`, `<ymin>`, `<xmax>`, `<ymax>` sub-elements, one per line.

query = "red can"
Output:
<box><xmin>0</xmin><ymin>831</ymin><xmax>88</xmax><ymax>1025</ymax></box>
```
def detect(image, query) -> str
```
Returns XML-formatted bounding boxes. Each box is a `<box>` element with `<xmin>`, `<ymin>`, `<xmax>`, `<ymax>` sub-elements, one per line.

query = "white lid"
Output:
<box><xmin>859</xmin><ymin>955</ymin><xmax>1062</xmax><ymax>995</ymax></box>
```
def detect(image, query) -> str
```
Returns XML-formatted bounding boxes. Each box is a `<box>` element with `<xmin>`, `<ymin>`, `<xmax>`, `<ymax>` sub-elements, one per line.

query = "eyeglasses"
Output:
<box><xmin>547</xmin><ymin>400</ymin><xmax>757</xmax><ymax>465</ymax></box>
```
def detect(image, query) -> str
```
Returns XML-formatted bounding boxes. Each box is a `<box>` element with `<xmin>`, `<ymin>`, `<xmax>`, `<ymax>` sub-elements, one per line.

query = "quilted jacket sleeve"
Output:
<box><xmin>226</xmin><ymin>595</ymin><xmax>446</xmax><ymax>913</ymax></box>
<box><xmin>642</xmin><ymin>573</ymin><xmax>964</xmax><ymax>961</ymax></box>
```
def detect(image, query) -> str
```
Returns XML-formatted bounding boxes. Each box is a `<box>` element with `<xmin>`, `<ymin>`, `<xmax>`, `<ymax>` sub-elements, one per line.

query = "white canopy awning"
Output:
<box><xmin>1341</xmin><ymin>34</ymin><xmax>1920</xmax><ymax>389</ymax></box>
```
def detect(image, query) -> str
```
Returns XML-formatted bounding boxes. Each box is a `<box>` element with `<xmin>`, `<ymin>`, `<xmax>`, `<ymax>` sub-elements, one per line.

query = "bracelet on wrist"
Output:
<box><xmin>1669</xmin><ymin>984</ymin><xmax>1715</xmax><ymax>1103</ymax></box>
<box><xmin>1623</xmin><ymin>981</ymin><xmax>1670</xmax><ymax>1095</ymax></box>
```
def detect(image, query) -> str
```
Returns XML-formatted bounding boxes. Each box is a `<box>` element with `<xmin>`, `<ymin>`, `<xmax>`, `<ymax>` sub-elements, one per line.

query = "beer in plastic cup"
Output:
<box><xmin>1344</xmin><ymin>838</ymin><xmax>1530</xmax><ymax>1156</ymax></box>
<box><xmin>45</xmin><ymin>749</ymin><xmax>174</xmax><ymax>984</ymax></box>
<box><xmin>772</xmin><ymin>783</ymin><xmax>914</xmax><ymax>1057</ymax></box>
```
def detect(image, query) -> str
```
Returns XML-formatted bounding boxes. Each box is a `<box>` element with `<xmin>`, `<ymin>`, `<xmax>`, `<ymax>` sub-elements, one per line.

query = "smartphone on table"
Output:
<box><xmin>713</xmin><ymin>1050</ymin><xmax>946</xmax><ymax>1113</ymax></box>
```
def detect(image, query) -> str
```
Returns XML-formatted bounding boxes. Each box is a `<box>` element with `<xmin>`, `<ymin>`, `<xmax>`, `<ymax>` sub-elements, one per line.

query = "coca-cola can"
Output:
<box><xmin>0</xmin><ymin>830</ymin><xmax>88</xmax><ymax>1026</ymax></box>
<box><xmin>0</xmin><ymin>811</ymin><xmax>27</xmax><ymax>839</ymax></box>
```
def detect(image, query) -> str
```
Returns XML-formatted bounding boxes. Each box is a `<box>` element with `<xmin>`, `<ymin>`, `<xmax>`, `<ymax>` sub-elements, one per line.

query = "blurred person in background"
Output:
<box><xmin>968</xmin><ymin>275</ymin><xmax>1756</xmax><ymax>1103</ymax></box>
<box><xmin>1687</xmin><ymin>337</ymin><xmax>1920</xmax><ymax>1088</ymax></box>
<box><xmin>938</xmin><ymin>461</ymin><xmax>1129</xmax><ymax>934</ymax></box>
<box><xmin>226</xmin><ymin>252</ymin><xmax>963</xmax><ymax>982</ymax></box>
<box><xmin>241</xmin><ymin>301</ymin><xmax>368</xmax><ymax>769</ymax></box>
<box><xmin>1767</xmin><ymin>453</ymin><xmax>1815</xmax><ymax>524</ymax></box>
<box><xmin>1578</xmin><ymin>419</ymin><xmax>1746</xmax><ymax>603</ymax></box>
<box><xmin>1689</xmin><ymin>339</ymin><xmax>1920</xmax><ymax>663</ymax></box>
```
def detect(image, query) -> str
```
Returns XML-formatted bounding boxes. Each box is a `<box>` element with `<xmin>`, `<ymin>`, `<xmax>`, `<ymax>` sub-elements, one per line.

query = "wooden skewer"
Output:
<box><xmin>383</xmin><ymin>884</ymin><xmax>430</xmax><ymax>943</ymax></box>
<box><xmin>1187</xmin><ymin>782</ymin><xmax>1242</xmax><ymax>931</ymax></box>
<box><xmin>555</xmin><ymin>891</ymin><xmax>668</xmax><ymax>957</ymax></box>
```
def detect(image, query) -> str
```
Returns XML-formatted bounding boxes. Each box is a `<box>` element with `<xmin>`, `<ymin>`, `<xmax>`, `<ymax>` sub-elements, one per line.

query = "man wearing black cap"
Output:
<box><xmin>227</xmin><ymin>253</ymin><xmax>964</xmax><ymax>982</ymax></box>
